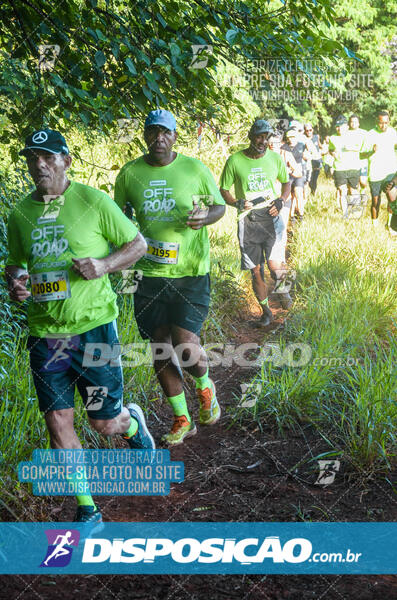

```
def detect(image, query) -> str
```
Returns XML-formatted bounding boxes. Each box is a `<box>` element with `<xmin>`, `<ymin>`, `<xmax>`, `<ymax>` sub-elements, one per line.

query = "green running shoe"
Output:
<box><xmin>161</xmin><ymin>415</ymin><xmax>197</xmax><ymax>446</ymax></box>
<box><xmin>198</xmin><ymin>379</ymin><xmax>221</xmax><ymax>425</ymax></box>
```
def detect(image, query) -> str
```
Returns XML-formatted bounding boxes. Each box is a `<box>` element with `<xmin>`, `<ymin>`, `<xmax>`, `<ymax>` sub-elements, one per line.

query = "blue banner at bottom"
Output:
<box><xmin>0</xmin><ymin>522</ymin><xmax>395</xmax><ymax>574</ymax></box>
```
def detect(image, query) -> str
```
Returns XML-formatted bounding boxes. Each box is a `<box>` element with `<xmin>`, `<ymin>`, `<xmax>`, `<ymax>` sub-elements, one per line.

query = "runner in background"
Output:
<box><xmin>281</xmin><ymin>128</ymin><xmax>310</xmax><ymax>220</ymax></box>
<box><xmin>322</xmin><ymin>136</ymin><xmax>334</xmax><ymax>179</ymax></box>
<box><xmin>385</xmin><ymin>173</ymin><xmax>397</xmax><ymax>237</ymax></box>
<box><xmin>220</xmin><ymin>120</ymin><xmax>292</xmax><ymax>320</ymax></box>
<box><xmin>269</xmin><ymin>133</ymin><xmax>300</xmax><ymax>222</ymax></box>
<box><xmin>360</xmin><ymin>110</ymin><xmax>397</xmax><ymax>226</ymax></box>
<box><xmin>329</xmin><ymin>115</ymin><xmax>361</xmax><ymax>219</ymax></box>
<box><xmin>289</xmin><ymin>120</ymin><xmax>306</xmax><ymax>143</ymax></box>
<box><xmin>115</xmin><ymin>109</ymin><xmax>225</xmax><ymax>446</ymax></box>
<box><xmin>304</xmin><ymin>122</ymin><xmax>322</xmax><ymax>195</ymax></box>
<box><xmin>289</xmin><ymin>120</ymin><xmax>311</xmax><ymax>202</ymax></box>
<box><xmin>349</xmin><ymin>114</ymin><xmax>368</xmax><ymax>198</ymax></box>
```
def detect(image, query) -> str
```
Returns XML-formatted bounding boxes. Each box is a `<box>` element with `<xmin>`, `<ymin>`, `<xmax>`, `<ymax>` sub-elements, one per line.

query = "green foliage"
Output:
<box><xmin>274</xmin><ymin>0</ymin><xmax>397</xmax><ymax>130</ymax></box>
<box><xmin>0</xmin><ymin>0</ymin><xmax>343</xmax><ymax>149</ymax></box>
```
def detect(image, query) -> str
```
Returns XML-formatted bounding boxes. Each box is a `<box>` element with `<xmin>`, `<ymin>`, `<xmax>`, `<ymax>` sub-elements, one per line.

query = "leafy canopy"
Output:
<box><xmin>0</xmin><ymin>0</ymin><xmax>344</xmax><ymax>150</ymax></box>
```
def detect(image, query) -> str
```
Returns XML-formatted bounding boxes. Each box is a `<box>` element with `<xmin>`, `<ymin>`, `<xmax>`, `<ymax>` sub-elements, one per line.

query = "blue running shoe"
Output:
<box><xmin>123</xmin><ymin>403</ymin><xmax>156</xmax><ymax>450</ymax></box>
<box><xmin>74</xmin><ymin>505</ymin><xmax>102</xmax><ymax>523</ymax></box>
<box><xmin>73</xmin><ymin>505</ymin><xmax>104</xmax><ymax>539</ymax></box>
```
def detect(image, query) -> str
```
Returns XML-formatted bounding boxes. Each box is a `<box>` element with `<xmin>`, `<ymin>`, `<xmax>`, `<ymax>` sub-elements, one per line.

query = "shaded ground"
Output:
<box><xmin>2</xmin><ymin>572</ymin><xmax>397</xmax><ymax>600</ymax></box>
<box><xmin>1</xmin><ymin>294</ymin><xmax>396</xmax><ymax>599</ymax></box>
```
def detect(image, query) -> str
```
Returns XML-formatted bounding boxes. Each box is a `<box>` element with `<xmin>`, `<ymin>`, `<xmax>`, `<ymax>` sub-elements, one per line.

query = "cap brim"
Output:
<box><xmin>19</xmin><ymin>146</ymin><xmax>64</xmax><ymax>156</ymax></box>
<box><xmin>144</xmin><ymin>122</ymin><xmax>176</xmax><ymax>131</ymax></box>
<box><xmin>251</xmin><ymin>129</ymin><xmax>272</xmax><ymax>135</ymax></box>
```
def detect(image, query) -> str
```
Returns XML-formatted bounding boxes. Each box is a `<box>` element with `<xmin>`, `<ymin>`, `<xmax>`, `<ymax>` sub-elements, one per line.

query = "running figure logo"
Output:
<box><xmin>37</xmin><ymin>194</ymin><xmax>65</xmax><ymax>224</ymax></box>
<box><xmin>38</xmin><ymin>45</ymin><xmax>60</xmax><ymax>71</ymax></box>
<box><xmin>315</xmin><ymin>460</ymin><xmax>341</xmax><ymax>486</ymax></box>
<box><xmin>42</xmin><ymin>336</ymin><xmax>80</xmax><ymax>372</ymax></box>
<box><xmin>85</xmin><ymin>386</ymin><xmax>108</xmax><ymax>411</ymax></box>
<box><xmin>190</xmin><ymin>45</ymin><xmax>213</xmax><ymax>69</ymax></box>
<box><xmin>40</xmin><ymin>529</ymin><xmax>80</xmax><ymax>567</ymax></box>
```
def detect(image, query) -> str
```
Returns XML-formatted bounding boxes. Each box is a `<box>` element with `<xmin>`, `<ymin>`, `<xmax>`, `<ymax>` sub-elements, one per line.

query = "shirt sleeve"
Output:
<box><xmin>98</xmin><ymin>192</ymin><xmax>139</xmax><ymax>246</ymax></box>
<box><xmin>198</xmin><ymin>163</ymin><xmax>226</xmax><ymax>206</ymax></box>
<box><xmin>6</xmin><ymin>211</ymin><xmax>27</xmax><ymax>268</ymax></box>
<box><xmin>219</xmin><ymin>156</ymin><xmax>235</xmax><ymax>191</ymax></box>
<box><xmin>114</xmin><ymin>169</ymin><xmax>128</xmax><ymax>211</ymax></box>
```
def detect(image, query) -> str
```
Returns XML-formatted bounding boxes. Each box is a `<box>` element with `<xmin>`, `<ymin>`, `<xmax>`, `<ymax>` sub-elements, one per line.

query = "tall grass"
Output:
<box><xmin>233</xmin><ymin>178</ymin><xmax>397</xmax><ymax>471</ymax></box>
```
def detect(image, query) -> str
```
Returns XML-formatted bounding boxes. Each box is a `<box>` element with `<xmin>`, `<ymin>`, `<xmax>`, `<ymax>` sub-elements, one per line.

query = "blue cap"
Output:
<box><xmin>144</xmin><ymin>109</ymin><xmax>176</xmax><ymax>131</ymax></box>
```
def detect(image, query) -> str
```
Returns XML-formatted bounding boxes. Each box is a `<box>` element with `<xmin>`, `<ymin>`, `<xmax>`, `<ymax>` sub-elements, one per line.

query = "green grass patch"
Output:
<box><xmin>233</xmin><ymin>178</ymin><xmax>397</xmax><ymax>471</ymax></box>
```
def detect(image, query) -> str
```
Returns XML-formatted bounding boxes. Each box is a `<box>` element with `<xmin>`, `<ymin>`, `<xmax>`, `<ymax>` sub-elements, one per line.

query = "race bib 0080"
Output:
<box><xmin>30</xmin><ymin>270</ymin><xmax>71</xmax><ymax>302</ymax></box>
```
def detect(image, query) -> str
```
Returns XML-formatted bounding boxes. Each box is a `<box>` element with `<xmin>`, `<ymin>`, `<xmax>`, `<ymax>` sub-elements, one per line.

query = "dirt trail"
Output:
<box><xmin>2</xmin><ymin>294</ymin><xmax>396</xmax><ymax>598</ymax></box>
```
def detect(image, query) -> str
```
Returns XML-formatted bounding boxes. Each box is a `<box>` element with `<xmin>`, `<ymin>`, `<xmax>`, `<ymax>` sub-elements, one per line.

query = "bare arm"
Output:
<box><xmin>220</xmin><ymin>188</ymin><xmax>254</xmax><ymax>211</ymax></box>
<box><xmin>72</xmin><ymin>232</ymin><xmax>148</xmax><ymax>280</ymax></box>
<box><xmin>280</xmin><ymin>181</ymin><xmax>292</xmax><ymax>202</ymax></box>
<box><xmin>220</xmin><ymin>188</ymin><xmax>237</xmax><ymax>206</ymax></box>
<box><xmin>303</xmin><ymin>142</ymin><xmax>311</xmax><ymax>161</ymax></box>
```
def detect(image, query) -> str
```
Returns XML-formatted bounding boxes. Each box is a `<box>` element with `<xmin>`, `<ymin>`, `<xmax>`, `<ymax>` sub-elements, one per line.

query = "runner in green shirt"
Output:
<box><xmin>329</xmin><ymin>115</ymin><xmax>361</xmax><ymax>218</ymax></box>
<box><xmin>360</xmin><ymin>110</ymin><xmax>397</xmax><ymax>225</ymax></box>
<box><xmin>219</xmin><ymin>119</ymin><xmax>291</xmax><ymax>323</ymax></box>
<box><xmin>6</xmin><ymin>129</ymin><xmax>155</xmax><ymax>524</ymax></box>
<box><xmin>115</xmin><ymin>109</ymin><xmax>225</xmax><ymax>446</ymax></box>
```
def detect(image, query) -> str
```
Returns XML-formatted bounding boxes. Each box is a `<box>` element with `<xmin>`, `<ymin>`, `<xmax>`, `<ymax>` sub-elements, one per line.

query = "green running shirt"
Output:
<box><xmin>219</xmin><ymin>149</ymin><xmax>289</xmax><ymax>218</ymax></box>
<box><xmin>360</xmin><ymin>127</ymin><xmax>397</xmax><ymax>181</ymax></box>
<box><xmin>114</xmin><ymin>154</ymin><xmax>225</xmax><ymax>278</ymax></box>
<box><xmin>6</xmin><ymin>181</ymin><xmax>139</xmax><ymax>337</ymax></box>
<box><xmin>329</xmin><ymin>131</ymin><xmax>362</xmax><ymax>171</ymax></box>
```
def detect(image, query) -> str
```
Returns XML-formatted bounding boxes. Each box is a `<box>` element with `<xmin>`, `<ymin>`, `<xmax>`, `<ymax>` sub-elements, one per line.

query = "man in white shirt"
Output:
<box><xmin>360</xmin><ymin>110</ymin><xmax>397</xmax><ymax>225</ymax></box>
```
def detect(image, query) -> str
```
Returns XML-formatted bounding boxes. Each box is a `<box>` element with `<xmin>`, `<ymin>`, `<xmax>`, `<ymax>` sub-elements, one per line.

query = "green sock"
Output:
<box><xmin>68</xmin><ymin>468</ymin><xmax>96</xmax><ymax>509</ymax></box>
<box><xmin>193</xmin><ymin>368</ymin><xmax>211</xmax><ymax>391</ymax></box>
<box><xmin>167</xmin><ymin>391</ymin><xmax>190</xmax><ymax>420</ymax></box>
<box><xmin>76</xmin><ymin>494</ymin><xmax>96</xmax><ymax>508</ymax></box>
<box><xmin>124</xmin><ymin>416</ymin><xmax>139</xmax><ymax>438</ymax></box>
<box><xmin>259</xmin><ymin>297</ymin><xmax>269</xmax><ymax>306</ymax></box>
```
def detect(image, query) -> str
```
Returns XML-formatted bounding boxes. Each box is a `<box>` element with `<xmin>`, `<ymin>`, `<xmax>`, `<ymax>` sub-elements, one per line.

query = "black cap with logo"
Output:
<box><xmin>334</xmin><ymin>115</ymin><xmax>348</xmax><ymax>127</ymax></box>
<box><xmin>249</xmin><ymin>119</ymin><xmax>274</xmax><ymax>136</ymax></box>
<box><xmin>19</xmin><ymin>129</ymin><xmax>69</xmax><ymax>156</ymax></box>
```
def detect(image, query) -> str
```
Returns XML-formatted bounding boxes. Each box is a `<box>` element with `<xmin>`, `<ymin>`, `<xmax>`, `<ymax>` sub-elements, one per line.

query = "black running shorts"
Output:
<box><xmin>133</xmin><ymin>275</ymin><xmax>210</xmax><ymax>340</ymax></box>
